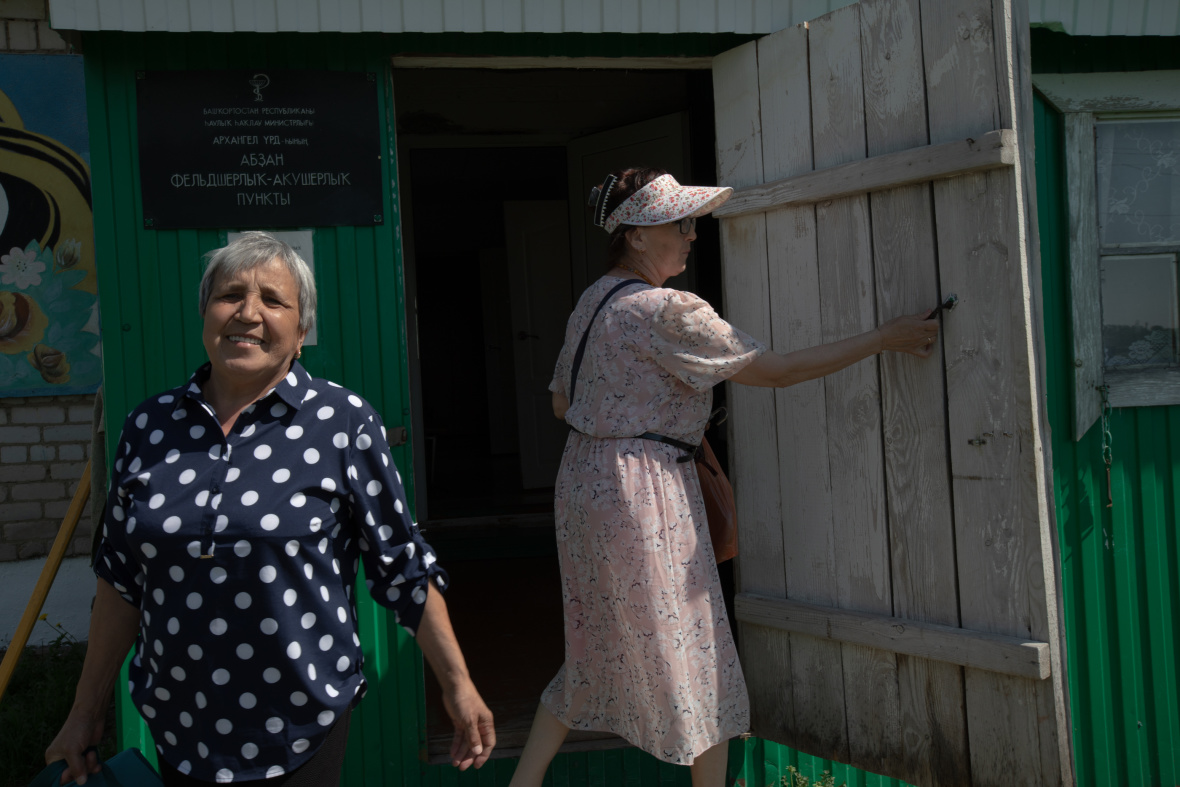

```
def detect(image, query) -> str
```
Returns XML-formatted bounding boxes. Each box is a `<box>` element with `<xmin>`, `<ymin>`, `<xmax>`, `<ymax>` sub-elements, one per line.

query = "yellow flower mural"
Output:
<box><xmin>0</xmin><ymin>290</ymin><xmax>49</xmax><ymax>354</ymax></box>
<box><xmin>0</xmin><ymin>54</ymin><xmax>100</xmax><ymax>395</ymax></box>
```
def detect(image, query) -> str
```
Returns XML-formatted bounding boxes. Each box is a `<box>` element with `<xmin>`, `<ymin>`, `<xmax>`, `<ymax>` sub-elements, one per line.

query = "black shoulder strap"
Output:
<box><xmin>569</xmin><ymin>279</ymin><xmax>644</xmax><ymax>401</ymax></box>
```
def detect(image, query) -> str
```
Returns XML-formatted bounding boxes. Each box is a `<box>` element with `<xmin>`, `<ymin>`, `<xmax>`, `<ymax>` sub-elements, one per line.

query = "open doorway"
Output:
<box><xmin>392</xmin><ymin>64</ymin><xmax>728</xmax><ymax>758</ymax></box>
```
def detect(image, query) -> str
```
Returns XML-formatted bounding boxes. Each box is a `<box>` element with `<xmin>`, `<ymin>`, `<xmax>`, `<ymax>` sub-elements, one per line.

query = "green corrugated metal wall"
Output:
<box><xmin>1034</xmin><ymin>80</ymin><xmax>1180</xmax><ymax>787</ymax></box>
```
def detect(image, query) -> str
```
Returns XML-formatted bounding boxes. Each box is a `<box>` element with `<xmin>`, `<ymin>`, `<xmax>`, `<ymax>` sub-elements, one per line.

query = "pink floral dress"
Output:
<box><xmin>543</xmin><ymin>275</ymin><xmax>765</xmax><ymax>765</ymax></box>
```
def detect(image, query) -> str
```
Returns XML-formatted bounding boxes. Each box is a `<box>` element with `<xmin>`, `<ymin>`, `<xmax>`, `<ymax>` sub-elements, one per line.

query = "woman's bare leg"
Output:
<box><xmin>508</xmin><ymin>703</ymin><xmax>570</xmax><ymax>787</ymax></box>
<box><xmin>689</xmin><ymin>741</ymin><xmax>729</xmax><ymax>787</ymax></box>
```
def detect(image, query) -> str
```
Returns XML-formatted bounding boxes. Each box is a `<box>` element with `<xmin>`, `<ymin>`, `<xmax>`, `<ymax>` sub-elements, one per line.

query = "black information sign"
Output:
<box><xmin>136</xmin><ymin>70</ymin><xmax>382</xmax><ymax>229</ymax></box>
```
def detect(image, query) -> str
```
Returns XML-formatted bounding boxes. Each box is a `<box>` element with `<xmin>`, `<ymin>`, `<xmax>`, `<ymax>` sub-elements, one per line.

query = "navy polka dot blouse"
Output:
<box><xmin>95</xmin><ymin>362</ymin><xmax>447</xmax><ymax>782</ymax></box>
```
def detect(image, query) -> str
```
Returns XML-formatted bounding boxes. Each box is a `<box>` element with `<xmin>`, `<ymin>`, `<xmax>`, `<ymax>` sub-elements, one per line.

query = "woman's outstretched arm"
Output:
<box><xmin>730</xmin><ymin>311</ymin><xmax>939</xmax><ymax>388</ymax></box>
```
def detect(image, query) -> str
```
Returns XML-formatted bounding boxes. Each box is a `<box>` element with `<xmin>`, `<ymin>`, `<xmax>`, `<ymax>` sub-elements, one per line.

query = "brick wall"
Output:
<box><xmin>1</xmin><ymin>0</ymin><xmax>70</xmax><ymax>51</ymax></box>
<box><xmin>0</xmin><ymin>394</ymin><xmax>97</xmax><ymax>561</ymax></box>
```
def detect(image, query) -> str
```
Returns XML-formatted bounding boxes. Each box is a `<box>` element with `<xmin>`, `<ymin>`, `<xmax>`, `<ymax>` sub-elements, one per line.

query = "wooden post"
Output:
<box><xmin>0</xmin><ymin>460</ymin><xmax>92</xmax><ymax>703</ymax></box>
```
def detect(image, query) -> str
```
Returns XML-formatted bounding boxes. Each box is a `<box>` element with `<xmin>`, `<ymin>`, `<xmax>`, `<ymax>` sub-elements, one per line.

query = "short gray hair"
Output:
<box><xmin>198</xmin><ymin>232</ymin><xmax>317</xmax><ymax>334</ymax></box>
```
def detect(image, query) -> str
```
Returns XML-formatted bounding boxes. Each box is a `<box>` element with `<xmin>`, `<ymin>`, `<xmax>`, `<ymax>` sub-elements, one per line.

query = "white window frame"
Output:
<box><xmin>1034</xmin><ymin>71</ymin><xmax>1180</xmax><ymax>440</ymax></box>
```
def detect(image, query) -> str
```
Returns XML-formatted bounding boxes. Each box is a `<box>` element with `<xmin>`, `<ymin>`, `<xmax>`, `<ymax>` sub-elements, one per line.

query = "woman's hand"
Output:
<box><xmin>442</xmin><ymin>677</ymin><xmax>497</xmax><ymax>771</ymax></box>
<box><xmin>875</xmin><ymin>311</ymin><xmax>939</xmax><ymax>358</ymax></box>
<box><xmin>44</xmin><ymin>712</ymin><xmax>104</xmax><ymax>785</ymax></box>
<box><xmin>416</xmin><ymin>584</ymin><xmax>497</xmax><ymax>769</ymax></box>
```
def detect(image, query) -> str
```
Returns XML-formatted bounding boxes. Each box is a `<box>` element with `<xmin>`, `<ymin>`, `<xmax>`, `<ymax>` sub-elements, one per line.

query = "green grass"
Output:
<box><xmin>782</xmin><ymin>766</ymin><xmax>846</xmax><ymax>787</ymax></box>
<box><xmin>0</xmin><ymin>633</ymin><xmax>117</xmax><ymax>787</ymax></box>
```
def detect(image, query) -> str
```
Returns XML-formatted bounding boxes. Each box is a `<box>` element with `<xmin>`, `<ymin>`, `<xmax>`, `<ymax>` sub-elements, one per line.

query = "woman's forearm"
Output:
<box><xmin>416</xmin><ymin>584</ymin><xmax>471</xmax><ymax>691</ymax></box>
<box><xmin>72</xmin><ymin>580</ymin><xmax>140</xmax><ymax>720</ymax></box>
<box><xmin>730</xmin><ymin>329</ymin><xmax>882</xmax><ymax>388</ymax></box>
<box><xmin>552</xmin><ymin>393</ymin><xmax>570</xmax><ymax>420</ymax></box>
<box><xmin>415</xmin><ymin>584</ymin><xmax>496</xmax><ymax>769</ymax></box>
<box><xmin>729</xmin><ymin>311</ymin><xmax>938</xmax><ymax>388</ymax></box>
<box><xmin>46</xmin><ymin>580</ymin><xmax>139</xmax><ymax>780</ymax></box>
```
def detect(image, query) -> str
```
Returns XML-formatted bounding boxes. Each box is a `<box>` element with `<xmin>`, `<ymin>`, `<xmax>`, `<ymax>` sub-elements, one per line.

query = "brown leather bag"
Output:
<box><xmin>696</xmin><ymin>436</ymin><xmax>738</xmax><ymax>563</ymax></box>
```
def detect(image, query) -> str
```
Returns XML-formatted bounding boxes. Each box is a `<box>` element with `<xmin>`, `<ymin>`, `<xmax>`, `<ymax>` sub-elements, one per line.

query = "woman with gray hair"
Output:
<box><xmin>46</xmin><ymin>232</ymin><xmax>495</xmax><ymax>785</ymax></box>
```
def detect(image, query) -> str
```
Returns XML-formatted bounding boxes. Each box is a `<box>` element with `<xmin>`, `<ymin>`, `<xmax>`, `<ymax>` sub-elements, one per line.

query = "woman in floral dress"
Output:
<box><xmin>509</xmin><ymin>168</ymin><xmax>940</xmax><ymax>787</ymax></box>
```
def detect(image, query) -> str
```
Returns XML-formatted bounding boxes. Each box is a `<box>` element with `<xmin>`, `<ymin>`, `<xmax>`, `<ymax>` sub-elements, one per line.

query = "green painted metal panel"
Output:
<box><xmin>1035</xmin><ymin>86</ymin><xmax>1180</xmax><ymax>787</ymax></box>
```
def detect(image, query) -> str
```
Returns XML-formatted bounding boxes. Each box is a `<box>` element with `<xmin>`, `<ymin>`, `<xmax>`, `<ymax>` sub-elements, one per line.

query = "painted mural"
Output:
<box><xmin>0</xmin><ymin>53</ymin><xmax>99</xmax><ymax>396</ymax></box>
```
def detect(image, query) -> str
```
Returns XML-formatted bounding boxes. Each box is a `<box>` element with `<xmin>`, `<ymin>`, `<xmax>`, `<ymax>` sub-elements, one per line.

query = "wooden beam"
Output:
<box><xmin>861</xmin><ymin>0</ymin><xmax>969</xmax><ymax>778</ymax></box>
<box><xmin>1033</xmin><ymin>71</ymin><xmax>1180</xmax><ymax>114</ymax></box>
<box><xmin>808</xmin><ymin>4</ymin><xmax>896</xmax><ymax>767</ymax></box>
<box><xmin>425</xmin><ymin>729</ymin><xmax>627</xmax><ymax>764</ymax></box>
<box><xmin>735</xmin><ymin>592</ymin><xmax>1051</xmax><ymax>681</ymax></box>
<box><xmin>0</xmin><ymin>461</ymin><xmax>91</xmax><ymax>703</ymax></box>
<box><xmin>391</xmin><ymin>56</ymin><xmax>713</xmax><ymax>70</ymax></box>
<box><xmin>1064</xmin><ymin>112</ymin><xmax>1104</xmax><ymax>440</ymax></box>
<box><xmin>712</xmin><ymin>129</ymin><xmax>1015</xmax><ymax>218</ymax></box>
<box><xmin>1106</xmin><ymin>367</ymin><xmax>1180</xmax><ymax>408</ymax></box>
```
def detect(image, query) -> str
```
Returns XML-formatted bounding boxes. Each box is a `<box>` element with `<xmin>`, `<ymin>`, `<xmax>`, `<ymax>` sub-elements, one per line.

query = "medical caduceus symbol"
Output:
<box><xmin>249</xmin><ymin>73</ymin><xmax>270</xmax><ymax>102</ymax></box>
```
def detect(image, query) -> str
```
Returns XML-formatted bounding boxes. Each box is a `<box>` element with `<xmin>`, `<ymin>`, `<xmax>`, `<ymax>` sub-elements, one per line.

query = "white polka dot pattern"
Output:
<box><xmin>93</xmin><ymin>362</ymin><xmax>447</xmax><ymax>782</ymax></box>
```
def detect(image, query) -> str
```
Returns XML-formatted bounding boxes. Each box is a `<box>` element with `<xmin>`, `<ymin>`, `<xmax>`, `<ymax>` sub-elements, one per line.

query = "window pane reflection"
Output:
<box><xmin>1100</xmin><ymin>253</ymin><xmax>1180</xmax><ymax>369</ymax></box>
<box><xmin>1096</xmin><ymin>120</ymin><xmax>1180</xmax><ymax>247</ymax></box>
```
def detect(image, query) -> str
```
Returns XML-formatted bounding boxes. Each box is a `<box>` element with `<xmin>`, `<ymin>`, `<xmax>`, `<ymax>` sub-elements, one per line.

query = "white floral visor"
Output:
<box><xmin>602</xmin><ymin>174</ymin><xmax>733</xmax><ymax>233</ymax></box>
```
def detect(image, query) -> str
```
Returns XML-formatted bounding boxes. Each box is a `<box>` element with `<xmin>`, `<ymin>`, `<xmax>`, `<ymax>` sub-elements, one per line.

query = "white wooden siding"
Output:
<box><xmin>48</xmin><ymin>0</ymin><xmax>1180</xmax><ymax>35</ymax></box>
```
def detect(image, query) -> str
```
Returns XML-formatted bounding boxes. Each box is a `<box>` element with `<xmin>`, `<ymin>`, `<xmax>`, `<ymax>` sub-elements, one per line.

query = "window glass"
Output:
<box><xmin>1100</xmin><ymin>253</ymin><xmax>1179</xmax><ymax>369</ymax></box>
<box><xmin>1096</xmin><ymin>119</ymin><xmax>1180</xmax><ymax>248</ymax></box>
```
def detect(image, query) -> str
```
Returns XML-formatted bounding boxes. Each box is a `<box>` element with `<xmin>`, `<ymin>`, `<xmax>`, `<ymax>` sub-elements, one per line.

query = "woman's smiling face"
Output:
<box><xmin>202</xmin><ymin>257</ymin><xmax>306</xmax><ymax>389</ymax></box>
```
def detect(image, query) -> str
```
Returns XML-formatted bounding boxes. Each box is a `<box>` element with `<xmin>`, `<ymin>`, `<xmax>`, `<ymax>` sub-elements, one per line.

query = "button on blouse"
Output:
<box><xmin>94</xmin><ymin>362</ymin><xmax>446</xmax><ymax>782</ymax></box>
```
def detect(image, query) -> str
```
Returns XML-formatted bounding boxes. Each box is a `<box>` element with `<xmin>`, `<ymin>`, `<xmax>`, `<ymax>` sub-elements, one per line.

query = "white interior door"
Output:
<box><xmin>504</xmin><ymin>200</ymin><xmax>574</xmax><ymax>489</ymax></box>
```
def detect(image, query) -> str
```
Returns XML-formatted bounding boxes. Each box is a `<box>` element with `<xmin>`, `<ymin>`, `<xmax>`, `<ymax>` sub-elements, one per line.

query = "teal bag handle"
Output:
<box><xmin>26</xmin><ymin>760</ymin><xmax>68</xmax><ymax>787</ymax></box>
<box><xmin>27</xmin><ymin>752</ymin><xmax>123</xmax><ymax>787</ymax></box>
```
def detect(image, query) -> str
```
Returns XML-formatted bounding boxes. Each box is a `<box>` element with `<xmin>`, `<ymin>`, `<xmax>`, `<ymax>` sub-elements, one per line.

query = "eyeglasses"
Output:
<box><xmin>674</xmin><ymin>217</ymin><xmax>696</xmax><ymax>234</ymax></box>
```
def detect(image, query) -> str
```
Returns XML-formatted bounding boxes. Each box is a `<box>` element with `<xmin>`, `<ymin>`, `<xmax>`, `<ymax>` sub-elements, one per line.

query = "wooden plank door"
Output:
<box><xmin>712</xmin><ymin>1</ymin><xmax>1073</xmax><ymax>785</ymax></box>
